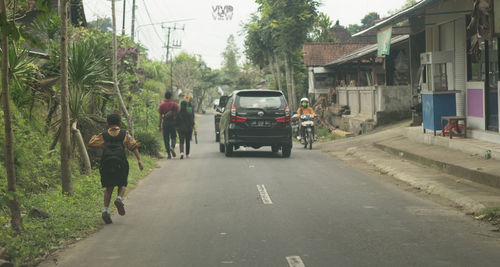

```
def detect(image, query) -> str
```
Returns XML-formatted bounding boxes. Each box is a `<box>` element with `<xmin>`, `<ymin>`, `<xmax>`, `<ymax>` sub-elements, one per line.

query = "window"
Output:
<box><xmin>467</xmin><ymin>37</ymin><xmax>486</xmax><ymax>81</ymax></box>
<box><xmin>237</xmin><ymin>95</ymin><xmax>284</xmax><ymax>109</ymax></box>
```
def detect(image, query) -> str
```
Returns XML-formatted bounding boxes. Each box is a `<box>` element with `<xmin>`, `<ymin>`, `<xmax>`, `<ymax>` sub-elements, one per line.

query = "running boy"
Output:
<box><xmin>89</xmin><ymin>114</ymin><xmax>144</xmax><ymax>224</ymax></box>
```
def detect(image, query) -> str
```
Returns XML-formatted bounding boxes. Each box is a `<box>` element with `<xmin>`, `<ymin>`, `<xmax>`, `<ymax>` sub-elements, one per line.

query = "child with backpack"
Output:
<box><xmin>89</xmin><ymin>114</ymin><xmax>144</xmax><ymax>224</ymax></box>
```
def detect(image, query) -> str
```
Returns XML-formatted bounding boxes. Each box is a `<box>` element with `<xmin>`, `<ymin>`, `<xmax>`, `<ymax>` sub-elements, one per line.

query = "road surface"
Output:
<box><xmin>41</xmin><ymin>114</ymin><xmax>500</xmax><ymax>267</ymax></box>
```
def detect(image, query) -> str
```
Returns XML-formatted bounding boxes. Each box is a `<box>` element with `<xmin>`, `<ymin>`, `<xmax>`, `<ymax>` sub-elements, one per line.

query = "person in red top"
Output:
<box><xmin>159</xmin><ymin>91</ymin><xmax>179</xmax><ymax>159</ymax></box>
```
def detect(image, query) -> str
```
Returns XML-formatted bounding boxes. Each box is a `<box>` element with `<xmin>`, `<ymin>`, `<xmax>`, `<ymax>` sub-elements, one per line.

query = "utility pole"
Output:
<box><xmin>162</xmin><ymin>24</ymin><xmax>184</xmax><ymax>90</ymax></box>
<box><xmin>168</xmin><ymin>40</ymin><xmax>182</xmax><ymax>91</ymax></box>
<box><xmin>122</xmin><ymin>0</ymin><xmax>126</xmax><ymax>36</ymax></box>
<box><xmin>164</xmin><ymin>26</ymin><xmax>171</xmax><ymax>65</ymax></box>
<box><xmin>162</xmin><ymin>24</ymin><xmax>184</xmax><ymax>64</ymax></box>
<box><xmin>131</xmin><ymin>0</ymin><xmax>136</xmax><ymax>41</ymax></box>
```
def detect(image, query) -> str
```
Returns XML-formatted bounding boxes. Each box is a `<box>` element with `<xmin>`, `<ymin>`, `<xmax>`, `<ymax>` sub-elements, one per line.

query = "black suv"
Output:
<box><xmin>218</xmin><ymin>90</ymin><xmax>292</xmax><ymax>158</ymax></box>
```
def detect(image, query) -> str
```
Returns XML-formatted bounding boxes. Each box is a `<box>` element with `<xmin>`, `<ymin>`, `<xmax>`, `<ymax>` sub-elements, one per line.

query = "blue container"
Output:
<box><xmin>422</xmin><ymin>92</ymin><xmax>457</xmax><ymax>133</ymax></box>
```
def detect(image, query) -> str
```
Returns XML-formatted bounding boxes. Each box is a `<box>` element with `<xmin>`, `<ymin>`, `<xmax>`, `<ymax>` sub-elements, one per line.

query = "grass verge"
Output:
<box><xmin>478</xmin><ymin>207</ymin><xmax>500</xmax><ymax>219</ymax></box>
<box><xmin>316</xmin><ymin>127</ymin><xmax>346</xmax><ymax>143</ymax></box>
<box><xmin>0</xmin><ymin>155</ymin><xmax>157</xmax><ymax>266</ymax></box>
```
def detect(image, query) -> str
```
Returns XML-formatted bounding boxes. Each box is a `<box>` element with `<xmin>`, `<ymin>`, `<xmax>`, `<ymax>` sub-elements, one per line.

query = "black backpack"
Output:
<box><xmin>100</xmin><ymin>130</ymin><xmax>127</xmax><ymax>175</ymax></box>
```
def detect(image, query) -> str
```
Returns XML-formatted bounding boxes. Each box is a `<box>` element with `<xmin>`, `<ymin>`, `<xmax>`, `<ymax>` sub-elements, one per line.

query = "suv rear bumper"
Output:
<box><xmin>228</xmin><ymin>136</ymin><xmax>292</xmax><ymax>146</ymax></box>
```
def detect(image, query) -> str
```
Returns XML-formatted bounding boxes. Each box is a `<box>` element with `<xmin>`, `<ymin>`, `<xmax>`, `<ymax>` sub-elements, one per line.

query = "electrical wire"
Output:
<box><xmin>140</xmin><ymin>0</ymin><xmax>164</xmax><ymax>44</ymax></box>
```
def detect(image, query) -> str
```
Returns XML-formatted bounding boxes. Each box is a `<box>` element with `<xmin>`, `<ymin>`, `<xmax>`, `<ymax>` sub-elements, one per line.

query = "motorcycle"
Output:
<box><xmin>300</xmin><ymin>114</ymin><xmax>315</xmax><ymax>150</ymax></box>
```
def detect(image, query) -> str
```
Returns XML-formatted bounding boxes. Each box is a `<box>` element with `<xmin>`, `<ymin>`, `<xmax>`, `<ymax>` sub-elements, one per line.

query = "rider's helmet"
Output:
<box><xmin>300</xmin><ymin>97</ymin><xmax>309</xmax><ymax>108</ymax></box>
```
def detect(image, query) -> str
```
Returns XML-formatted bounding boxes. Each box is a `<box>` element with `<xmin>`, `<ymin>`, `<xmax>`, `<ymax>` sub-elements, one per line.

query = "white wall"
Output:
<box><xmin>337</xmin><ymin>85</ymin><xmax>411</xmax><ymax>120</ymax></box>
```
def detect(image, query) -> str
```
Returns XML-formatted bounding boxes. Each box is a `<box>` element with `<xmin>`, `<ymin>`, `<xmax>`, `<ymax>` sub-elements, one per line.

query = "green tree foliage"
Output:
<box><xmin>88</xmin><ymin>17</ymin><xmax>112</xmax><ymax>33</ymax></box>
<box><xmin>255</xmin><ymin>0</ymin><xmax>319</xmax><ymax>108</ymax></box>
<box><xmin>347</xmin><ymin>24</ymin><xmax>362</xmax><ymax>35</ymax></box>
<box><xmin>243</xmin><ymin>15</ymin><xmax>268</xmax><ymax>69</ymax></box>
<box><xmin>361</xmin><ymin>12</ymin><xmax>380</xmax><ymax>27</ymax></box>
<box><xmin>344</xmin><ymin>12</ymin><xmax>380</xmax><ymax>35</ymax></box>
<box><xmin>309</xmin><ymin>12</ymin><xmax>336</xmax><ymax>42</ymax></box>
<box><xmin>221</xmin><ymin>34</ymin><xmax>240</xmax><ymax>81</ymax></box>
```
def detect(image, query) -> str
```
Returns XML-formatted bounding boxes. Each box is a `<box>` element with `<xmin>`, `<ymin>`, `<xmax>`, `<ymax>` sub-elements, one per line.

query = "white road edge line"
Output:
<box><xmin>257</xmin><ymin>184</ymin><xmax>273</xmax><ymax>204</ymax></box>
<box><xmin>286</xmin><ymin>256</ymin><xmax>306</xmax><ymax>267</ymax></box>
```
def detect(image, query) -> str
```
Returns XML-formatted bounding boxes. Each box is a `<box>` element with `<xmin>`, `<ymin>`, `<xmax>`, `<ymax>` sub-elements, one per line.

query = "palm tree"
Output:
<box><xmin>68</xmin><ymin>40</ymin><xmax>111</xmax><ymax>175</ymax></box>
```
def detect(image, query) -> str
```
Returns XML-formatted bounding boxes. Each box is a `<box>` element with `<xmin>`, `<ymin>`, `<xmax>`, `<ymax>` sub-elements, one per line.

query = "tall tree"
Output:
<box><xmin>172</xmin><ymin>52</ymin><xmax>201</xmax><ymax>93</ymax></box>
<box><xmin>60</xmin><ymin>0</ymin><xmax>73</xmax><ymax>195</ymax></box>
<box><xmin>0</xmin><ymin>0</ymin><xmax>23</xmax><ymax>232</ymax></box>
<box><xmin>221</xmin><ymin>34</ymin><xmax>240</xmax><ymax>83</ymax></box>
<box><xmin>361</xmin><ymin>12</ymin><xmax>380</xmax><ymax>27</ymax></box>
<box><xmin>267</xmin><ymin>0</ymin><xmax>319</xmax><ymax>109</ymax></box>
<box><xmin>309</xmin><ymin>12</ymin><xmax>336</xmax><ymax>42</ymax></box>
<box><xmin>111</xmin><ymin>0</ymin><xmax>134</xmax><ymax>136</ymax></box>
<box><xmin>243</xmin><ymin>15</ymin><xmax>282</xmax><ymax>90</ymax></box>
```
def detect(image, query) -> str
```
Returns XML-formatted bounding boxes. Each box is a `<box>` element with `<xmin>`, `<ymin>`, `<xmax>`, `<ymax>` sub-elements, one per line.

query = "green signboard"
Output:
<box><xmin>377</xmin><ymin>26</ymin><xmax>393</xmax><ymax>57</ymax></box>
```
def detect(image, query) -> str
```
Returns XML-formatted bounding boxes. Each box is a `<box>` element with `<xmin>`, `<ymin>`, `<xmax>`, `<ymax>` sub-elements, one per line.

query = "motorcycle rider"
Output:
<box><xmin>297</xmin><ymin>97</ymin><xmax>316</xmax><ymax>143</ymax></box>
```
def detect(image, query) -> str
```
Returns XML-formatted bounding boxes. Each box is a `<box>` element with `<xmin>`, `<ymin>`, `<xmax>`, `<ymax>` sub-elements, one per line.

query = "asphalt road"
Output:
<box><xmin>41</xmin><ymin>114</ymin><xmax>500</xmax><ymax>267</ymax></box>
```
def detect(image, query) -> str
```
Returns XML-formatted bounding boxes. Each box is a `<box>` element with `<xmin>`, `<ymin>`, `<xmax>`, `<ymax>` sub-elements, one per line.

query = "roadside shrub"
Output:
<box><xmin>0</xmin><ymin>109</ymin><xmax>61</xmax><ymax>194</ymax></box>
<box><xmin>316</xmin><ymin>127</ymin><xmax>330</xmax><ymax>137</ymax></box>
<box><xmin>134</xmin><ymin>131</ymin><xmax>161</xmax><ymax>157</ymax></box>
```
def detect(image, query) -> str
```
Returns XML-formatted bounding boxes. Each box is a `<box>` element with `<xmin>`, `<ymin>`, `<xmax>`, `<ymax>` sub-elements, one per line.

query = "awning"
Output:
<box><xmin>324</xmin><ymin>35</ymin><xmax>409</xmax><ymax>67</ymax></box>
<box><xmin>353</xmin><ymin>0</ymin><xmax>437</xmax><ymax>37</ymax></box>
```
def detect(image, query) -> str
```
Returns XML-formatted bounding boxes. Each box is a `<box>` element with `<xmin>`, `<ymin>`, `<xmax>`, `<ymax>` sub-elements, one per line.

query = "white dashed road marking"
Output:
<box><xmin>286</xmin><ymin>256</ymin><xmax>306</xmax><ymax>267</ymax></box>
<box><xmin>257</xmin><ymin>184</ymin><xmax>273</xmax><ymax>204</ymax></box>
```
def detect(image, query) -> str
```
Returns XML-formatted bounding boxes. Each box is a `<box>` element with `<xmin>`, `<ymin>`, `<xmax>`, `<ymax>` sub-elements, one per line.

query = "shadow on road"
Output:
<box><xmin>226</xmin><ymin>150</ymin><xmax>284</xmax><ymax>158</ymax></box>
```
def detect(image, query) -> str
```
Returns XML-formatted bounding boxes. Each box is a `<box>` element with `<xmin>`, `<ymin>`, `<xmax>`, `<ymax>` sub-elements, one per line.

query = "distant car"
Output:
<box><xmin>218</xmin><ymin>89</ymin><xmax>292</xmax><ymax>158</ymax></box>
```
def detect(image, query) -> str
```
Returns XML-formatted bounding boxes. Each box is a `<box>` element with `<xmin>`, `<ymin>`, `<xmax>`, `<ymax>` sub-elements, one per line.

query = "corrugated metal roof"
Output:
<box><xmin>324</xmin><ymin>34</ymin><xmax>409</xmax><ymax>67</ymax></box>
<box><xmin>352</xmin><ymin>0</ymin><xmax>437</xmax><ymax>37</ymax></box>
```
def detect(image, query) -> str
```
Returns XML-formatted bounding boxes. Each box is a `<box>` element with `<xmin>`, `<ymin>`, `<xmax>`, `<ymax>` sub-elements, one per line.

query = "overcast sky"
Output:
<box><xmin>82</xmin><ymin>0</ymin><xmax>410</xmax><ymax>69</ymax></box>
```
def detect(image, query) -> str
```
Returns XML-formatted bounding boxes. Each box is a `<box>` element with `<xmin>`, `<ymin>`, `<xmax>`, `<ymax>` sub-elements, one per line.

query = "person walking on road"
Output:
<box><xmin>176</xmin><ymin>101</ymin><xmax>195</xmax><ymax>159</ymax></box>
<box><xmin>159</xmin><ymin>91</ymin><xmax>178</xmax><ymax>159</ymax></box>
<box><xmin>88</xmin><ymin>114</ymin><xmax>144</xmax><ymax>224</ymax></box>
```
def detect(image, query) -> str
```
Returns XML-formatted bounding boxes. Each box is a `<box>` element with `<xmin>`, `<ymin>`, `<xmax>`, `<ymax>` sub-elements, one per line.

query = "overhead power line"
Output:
<box><xmin>141</xmin><ymin>0</ymin><xmax>164</xmax><ymax>43</ymax></box>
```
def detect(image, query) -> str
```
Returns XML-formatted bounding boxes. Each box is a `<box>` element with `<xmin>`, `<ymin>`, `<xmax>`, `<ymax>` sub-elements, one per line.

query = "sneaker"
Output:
<box><xmin>170</xmin><ymin>147</ymin><xmax>176</xmax><ymax>157</ymax></box>
<box><xmin>186</xmin><ymin>154</ymin><xmax>191</xmax><ymax>159</ymax></box>
<box><xmin>114</xmin><ymin>198</ymin><xmax>125</xmax><ymax>216</ymax></box>
<box><xmin>102</xmin><ymin>211</ymin><xmax>112</xmax><ymax>224</ymax></box>
<box><xmin>167</xmin><ymin>154</ymin><xmax>172</xmax><ymax>159</ymax></box>
<box><xmin>180</xmin><ymin>152</ymin><xmax>184</xmax><ymax>159</ymax></box>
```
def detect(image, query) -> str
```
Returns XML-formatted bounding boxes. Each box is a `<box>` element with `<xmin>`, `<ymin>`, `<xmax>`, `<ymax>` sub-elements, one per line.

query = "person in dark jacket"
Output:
<box><xmin>176</xmin><ymin>101</ymin><xmax>195</xmax><ymax>159</ymax></box>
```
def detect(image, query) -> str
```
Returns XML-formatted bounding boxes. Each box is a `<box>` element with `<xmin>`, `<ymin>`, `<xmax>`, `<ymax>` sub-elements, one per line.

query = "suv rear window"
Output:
<box><xmin>236</xmin><ymin>92</ymin><xmax>285</xmax><ymax>109</ymax></box>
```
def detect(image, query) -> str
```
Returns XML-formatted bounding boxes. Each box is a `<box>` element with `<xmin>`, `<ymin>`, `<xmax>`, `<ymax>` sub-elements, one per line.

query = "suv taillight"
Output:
<box><xmin>231</xmin><ymin>116</ymin><xmax>247</xmax><ymax>122</ymax></box>
<box><xmin>276</xmin><ymin>106</ymin><xmax>291</xmax><ymax>123</ymax></box>
<box><xmin>275</xmin><ymin>116</ymin><xmax>291</xmax><ymax>123</ymax></box>
<box><xmin>230</xmin><ymin>106</ymin><xmax>247</xmax><ymax>122</ymax></box>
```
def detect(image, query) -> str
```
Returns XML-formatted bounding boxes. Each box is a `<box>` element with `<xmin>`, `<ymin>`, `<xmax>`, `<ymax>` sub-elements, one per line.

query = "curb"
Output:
<box><xmin>346</xmin><ymin>147</ymin><xmax>486</xmax><ymax>214</ymax></box>
<box><xmin>373</xmin><ymin>142</ymin><xmax>500</xmax><ymax>190</ymax></box>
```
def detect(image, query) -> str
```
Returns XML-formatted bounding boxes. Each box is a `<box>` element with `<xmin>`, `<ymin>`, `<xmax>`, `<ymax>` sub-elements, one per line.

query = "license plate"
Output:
<box><xmin>251</xmin><ymin>120</ymin><xmax>271</xmax><ymax>127</ymax></box>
